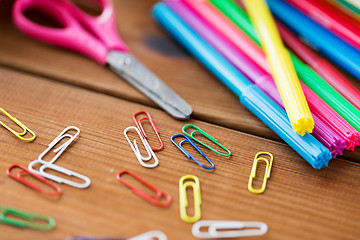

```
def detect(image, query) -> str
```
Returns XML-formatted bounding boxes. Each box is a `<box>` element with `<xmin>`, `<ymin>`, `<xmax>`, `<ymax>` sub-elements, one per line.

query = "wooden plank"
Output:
<box><xmin>0</xmin><ymin>67</ymin><xmax>359</xmax><ymax>239</ymax></box>
<box><xmin>0</xmin><ymin>0</ymin><xmax>278</xmax><ymax>141</ymax></box>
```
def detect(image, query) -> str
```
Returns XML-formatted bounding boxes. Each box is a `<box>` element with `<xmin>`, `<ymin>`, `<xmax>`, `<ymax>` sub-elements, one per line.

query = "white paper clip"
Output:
<box><xmin>28</xmin><ymin>126</ymin><xmax>91</xmax><ymax>189</ymax></box>
<box><xmin>129</xmin><ymin>230</ymin><xmax>167</xmax><ymax>240</ymax></box>
<box><xmin>38</xmin><ymin>126</ymin><xmax>80</xmax><ymax>165</ymax></box>
<box><xmin>192</xmin><ymin>220</ymin><xmax>268</xmax><ymax>238</ymax></box>
<box><xmin>124</xmin><ymin>126</ymin><xmax>159</xmax><ymax>168</ymax></box>
<box><xmin>28</xmin><ymin>160</ymin><xmax>91</xmax><ymax>188</ymax></box>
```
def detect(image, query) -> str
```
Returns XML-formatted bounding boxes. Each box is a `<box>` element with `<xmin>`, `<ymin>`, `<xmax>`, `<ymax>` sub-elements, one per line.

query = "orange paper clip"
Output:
<box><xmin>133</xmin><ymin>110</ymin><xmax>164</xmax><ymax>151</ymax></box>
<box><xmin>116</xmin><ymin>170</ymin><xmax>172</xmax><ymax>207</ymax></box>
<box><xmin>7</xmin><ymin>164</ymin><xmax>62</xmax><ymax>197</ymax></box>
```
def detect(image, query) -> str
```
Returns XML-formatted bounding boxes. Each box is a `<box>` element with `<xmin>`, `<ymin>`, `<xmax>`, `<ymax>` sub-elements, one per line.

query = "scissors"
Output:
<box><xmin>12</xmin><ymin>0</ymin><xmax>192</xmax><ymax>119</ymax></box>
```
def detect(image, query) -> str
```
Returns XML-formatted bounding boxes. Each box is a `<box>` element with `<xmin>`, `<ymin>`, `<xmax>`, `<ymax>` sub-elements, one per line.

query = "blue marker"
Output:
<box><xmin>152</xmin><ymin>2</ymin><xmax>332</xmax><ymax>169</ymax></box>
<box><xmin>267</xmin><ymin>0</ymin><xmax>360</xmax><ymax>81</ymax></box>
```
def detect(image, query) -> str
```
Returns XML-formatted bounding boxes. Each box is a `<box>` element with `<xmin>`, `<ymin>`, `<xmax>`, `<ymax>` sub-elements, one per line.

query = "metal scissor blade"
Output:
<box><xmin>107</xmin><ymin>51</ymin><xmax>192</xmax><ymax>119</ymax></box>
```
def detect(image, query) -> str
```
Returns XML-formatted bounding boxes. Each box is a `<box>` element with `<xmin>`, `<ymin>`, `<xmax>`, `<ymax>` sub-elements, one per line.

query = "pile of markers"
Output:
<box><xmin>152</xmin><ymin>0</ymin><xmax>360</xmax><ymax>169</ymax></box>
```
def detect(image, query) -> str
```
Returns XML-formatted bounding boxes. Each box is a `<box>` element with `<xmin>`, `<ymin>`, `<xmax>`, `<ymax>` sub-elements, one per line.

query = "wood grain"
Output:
<box><xmin>0</xmin><ymin>0</ymin><xmax>277</xmax><ymax>141</ymax></box>
<box><xmin>0</xmin><ymin>67</ymin><xmax>359</xmax><ymax>240</ymax></box>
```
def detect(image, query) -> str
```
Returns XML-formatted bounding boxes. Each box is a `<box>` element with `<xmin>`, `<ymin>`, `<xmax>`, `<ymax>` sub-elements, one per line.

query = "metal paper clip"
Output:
<box><xmin>117</xmin><ymin>171</ymin><xmax>172</xmax><ymax>207</ymax></box>
<box><xmin>133</xmin><ymin>110</ymin><xmax>164</xmax><ymax>151</ymax></box>
<box><xmin>192</xmin><ymin>220</ymin><xmax>268</xmax><ymax>238</ymax></box>
<box><xmin>28</xmin><ymin>160</ymin><xmax>91</xmax><ymax>189</ymax></box>
<box><xmin>179</xmin><ymin>175</ymin><xmax>201</xmax><ymax>223</ymax></box>
<box><xmin>124</xmin><ymin>126</ymin><xmax>159</xmax><ymax>168</ymax></box>
<box><xmin>7</xmin><ymin>164</ymin><xmax>62</xmax><ymax>197</ymax></box>
<box><xmin>129</xmin><ymin>230</ymin><xmax>168</xmax><ymax>240</ymax></box>
<box><xmin>38</xmin><ymin>126</ymin><xmax>80</xmax><ymax>165</ymax></box>
<box><xmin>0</xmin><ymin>205</ymin><xmax>55</xmax><ymax>231</ymax></box>
<box><xmin>182</xmin><ymin>124</ymin><xmax>231</xmax><ymax>157</ymax></box>
<box><xmin>171</xmin><ymin>134</ymin><xmax>214</xmax><ymax>170</ymax></box>
<box><xmin>248</xmin><ymin>152</ymin><xmax>274</xmax><ymax>194</ymax></box>
<box><xmin>0</xmin><ymin>108</ymin><xmax>36</xmax><ymax>141</ymax></box>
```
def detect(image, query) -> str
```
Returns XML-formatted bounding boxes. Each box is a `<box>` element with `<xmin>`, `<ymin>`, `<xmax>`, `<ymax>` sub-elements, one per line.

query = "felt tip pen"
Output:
<box><xmin>153</xmin><ymin>2</ymin><xmax>332</xmax><ymax>168</ymax></box>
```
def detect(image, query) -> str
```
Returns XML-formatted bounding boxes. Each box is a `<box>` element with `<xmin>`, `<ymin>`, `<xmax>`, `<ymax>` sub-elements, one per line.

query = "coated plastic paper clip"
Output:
<box><xmin>124</xmin><ymin>126</ymin><xmax>159</xmax><ymax>168</ymax></box>
<box><xmin>179</xmin><ymin>175</ymin><xmax>201</xmax><ymax>223</ymax></box>
<box><xmin>192</xmin><ymin>220</ymin><xmax>268</xmax><ymax>238</ymax></box>
<box><xmin>28</xmin><ymin>126</ymin><xmax>91</xmax><ymax>189</ymax></box>
<box><xmin>171</xmin><ymin>134</ymin><xmax>215</xmax><ymax>170</ymax></box>
<box><xmin>0</xmin><ymin>205</ymin><xmax>55</xmax><ymax>231</ymax></box>
<box><xmin>182</xmin><ymin>124</ymin><xmax>231</xmax><ymax>157</ymax></box>
<box><xmin>248</xmin><ymin>152</ymin><xmax>274</xmax><ymax>194</ymax></box>
<box><xmin>133</xmin><ymin>110</ymin><xmax>164</xmax><ymax>151</ymax></box>
<box><xmin>129</xmin><ymin>230</ymin><xmax>168</xmax><ymax>240</ymax></box>
<box><xmin>7</xmin><ymin>164</ymin><xmax>62</xmax><ymax>197</ymax></box>
<box><xmin>117</xmin><ymin>171</ymin><xmax>172</xmax><ymax>207</ymax></box>
<box><xmin>0</xmin><ymin>108</ymin><xmax>36</xmax><ymax>141</ymax></box>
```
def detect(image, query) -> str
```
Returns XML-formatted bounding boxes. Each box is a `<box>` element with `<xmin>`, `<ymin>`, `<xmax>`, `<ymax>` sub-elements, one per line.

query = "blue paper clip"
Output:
<box><xmin>171</xmin><ymin>134</ymin><xmax>214</xmax><ymax>169</ymax></box>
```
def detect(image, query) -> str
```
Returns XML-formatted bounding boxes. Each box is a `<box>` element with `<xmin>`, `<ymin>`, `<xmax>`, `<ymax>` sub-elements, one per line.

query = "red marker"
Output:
<box><xmin>277</xmin><ymin>20</ymin><xmax>360</xmax><ymax>111</ymax></box>
<box><xmin>286</xmin><ymin>0</ymin><xmax>360</xmax><ymax>51</ymax></box>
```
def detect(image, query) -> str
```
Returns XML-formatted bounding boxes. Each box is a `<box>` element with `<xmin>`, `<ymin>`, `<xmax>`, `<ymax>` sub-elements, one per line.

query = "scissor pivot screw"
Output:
<box><xmin>119</xmin><ymin>57</ymin><xmax>132</xmax><ymax>65</ymax></box>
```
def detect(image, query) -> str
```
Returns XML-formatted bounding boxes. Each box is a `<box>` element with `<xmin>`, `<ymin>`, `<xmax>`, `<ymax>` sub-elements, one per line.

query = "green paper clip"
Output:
<box><xmin>248</xmin><ymin>152</ymin><xmax>274</xmax><ymax>194</ymax></box>
<box><xmin>0</xmin><ymin>108</ymin><xmax>36</xmax><ymax>141</ymax></box>
<box><xmin>0</xmin><ymin>205</ymin><xmax>55</xmax><ymax>231</ymax></box>
<box><xmin>182</xmin><ymin>124</ymin><xmax>231</xmax><ymax>157</ymax></box>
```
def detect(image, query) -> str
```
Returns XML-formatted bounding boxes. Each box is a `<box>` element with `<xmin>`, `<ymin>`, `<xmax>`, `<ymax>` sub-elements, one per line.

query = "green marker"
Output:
<box><xmin>209</xmin><ymin>0</ymin><xmax>360</xmax><ymax>132</ymax></box>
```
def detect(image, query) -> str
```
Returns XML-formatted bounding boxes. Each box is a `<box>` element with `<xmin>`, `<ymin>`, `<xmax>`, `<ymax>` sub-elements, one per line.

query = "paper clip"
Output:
<box><xmin>182</xmin><ymin>124</ymin><xmax>231</xmax><ymax>157</ymax></box>
<box><xmin>38</xmin><ymin>126</ymin><xmax>80</xmax><ymax>165</ymax></box>
<box><xmin>0</xmin><ymin>108</ymin><xmax>36</xmax><ymax>141</ymax></box>
<box><xmin>0</xmin><ymin>205</ymin><xmax>55</xmax><ymax>231</ymax></box>
<box><xmin>171</xmin><ymin>134</ymin><xmax>215</xmax><ymax>170</ymax></box>
<box><xmin>192</xmin><ymin>220</ymin><xmax>268</xmax><ymax>238</ymax></box>
<box><xmin>179</xmin><ymin>175</ymin><xmax>201</xmax><ymax>223</ymax></box>
<box><xmin>117</xmin><ymin>171</ymin><xmax>172</xmax><ymax>207</ymax></box>
<box><xmin>28</xmin><ymin>160</ymin><xmax>91</xmax><ymax>189</ymax></box>
<box><xmin>124</xmin><ymin>126</ymin><xmax>159</xmax><ymax>168</ymax></box>
<box><xmin>28</xmin><ymin>126</ymin><xmax>91</xmax><ymax>189</ymax></box>
<box><xmin>129</xmin><ymin>230</ymin><xmax>168</xmax><ymax>240</ymax></box>
<box><xmin>7</xmin><ymin>164</ymin><xmax>62</xmax><ymax>197</ymax></box>
<box><xmin>248</xmin><ymin>152</ymin><xmax>274</xmax><ymax>194</ymax></box>
<box><xmin>133</xmin><ymin>110</ymin><xmax>164</xmax><ymax>151</ymax></box>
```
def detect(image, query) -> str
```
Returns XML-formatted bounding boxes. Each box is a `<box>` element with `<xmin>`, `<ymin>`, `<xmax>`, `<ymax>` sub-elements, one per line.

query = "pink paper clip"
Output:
<box><xmin>133</xmin><ymin>110</ymin><xmax>164</xmax><ymax>151</ymax></box>
<box><xmin>116</xmin><ymin>171</ymin><xmax>172</xmax><ymax>207</ymax></box>
<box><xmin>7</xmin><ymin>164</ymin><xmax>62</xmax><ymax>197</ymax></box>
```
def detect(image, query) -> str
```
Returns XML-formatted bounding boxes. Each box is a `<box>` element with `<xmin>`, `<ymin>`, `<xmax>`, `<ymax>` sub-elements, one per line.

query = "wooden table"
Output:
<box><xmin>0</xmin><ymin>1</ymin><xmax>359</xmax><ymax>239</ymax></box>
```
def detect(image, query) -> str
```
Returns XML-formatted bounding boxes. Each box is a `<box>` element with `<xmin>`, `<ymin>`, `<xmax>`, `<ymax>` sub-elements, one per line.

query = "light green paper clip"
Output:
<box><xmin>0</xmin><ymin>205</ymin><xmax>55</xmax><ymax>231</ymax></box>
<box><xmin>248</xmin><ymin>152</ymin><xmax>273</xmax><ymax>194</ymax></box>
<box><xmin>179</xmin><ymin>175</ymin><xmax>202</xmax><ymax>223</ymax></box>
<box><xmin>0</xmin><ymin>108</ymin><xmax>36</xmax><ymax>141</ymax></box>
<box><xmin>182</xmin><ymin>124</ymin><xmax>231</xmax><ymax>157</ymax></box>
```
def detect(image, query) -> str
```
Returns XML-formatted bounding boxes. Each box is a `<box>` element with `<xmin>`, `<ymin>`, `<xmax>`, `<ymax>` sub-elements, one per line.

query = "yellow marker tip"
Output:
<box><xmin>293</xmin><ymin>118</ymin><xmax>314</xmax><ymax>136</ymax></box>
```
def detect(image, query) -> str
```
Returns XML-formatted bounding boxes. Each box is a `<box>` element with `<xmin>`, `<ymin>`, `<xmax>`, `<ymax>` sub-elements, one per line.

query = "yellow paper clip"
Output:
<box><xmin>248</xmin><ymin>152</ymin><xmax>273</xmax><ymax>194</ymax></box>
<box><xmin>0</xmin><ymin>108</ymin><xmax>36</xmax><ymax>141</ymax></box>
<box><xmin>179</xmin><ymin>175</ymin><xmax>201</xmax><ymax>223</ymax></box>
<box><xmin>243</xmin><ymin>0</ymin><xmax>314</xmax><ymax>135</ymax></box>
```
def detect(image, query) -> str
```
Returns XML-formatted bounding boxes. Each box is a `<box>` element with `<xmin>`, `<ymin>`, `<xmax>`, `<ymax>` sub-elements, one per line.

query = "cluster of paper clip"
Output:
<box><xmin>171</xmin><ymin>124</ymin><xmax>231</xmax><ymax>170</ymax></box>
<box><xmin>1</xmin><ymin>107</ymin><xmax>272</xmax><ymax>236</ymax></box>
<box><xmin>65</xmin><ymin>230</ymin><xmax>168</xmax><ymax>240</ymax></box>
<box><xmin>124</xmin><ymin>111</ymin><xmax>163</xmax><ymax>168</ymax></box>
<box><xmin>0</xmin><ymin>205</ymin><xmax>55</xmax><ymax>231</ymax></box>
<box><xmin>27</xmin><ymin>126</ymin><xmax>91</xmax><ymax>189</ymax></box>
<box><xmin>192</xmin><ymin>220</ymin><xmax>268</xmax><ymax>238</ymax></box>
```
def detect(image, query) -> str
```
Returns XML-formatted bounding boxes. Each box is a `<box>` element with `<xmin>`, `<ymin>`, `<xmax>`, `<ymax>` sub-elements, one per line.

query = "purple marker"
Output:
<box><xmin>166</xmin><ymin>0</ymin><xmax>345</xmax><ymax>158</ymax></box>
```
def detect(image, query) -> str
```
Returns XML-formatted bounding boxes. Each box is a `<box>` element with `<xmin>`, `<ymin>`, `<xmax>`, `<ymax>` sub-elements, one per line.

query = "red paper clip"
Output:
<box><xmin>133</xmin><ymin>110</ymin><xmax>164</xmax><ymax>151</ymax></box>
<box><xmin>7</xmin><ymin>164</ymin><xmax>62</xmax><ymax>197</ymax></box>
<box><xmin>116</xmin><ymin>171</ymin><xmax>172</xmax><ymax>207</ymax></box>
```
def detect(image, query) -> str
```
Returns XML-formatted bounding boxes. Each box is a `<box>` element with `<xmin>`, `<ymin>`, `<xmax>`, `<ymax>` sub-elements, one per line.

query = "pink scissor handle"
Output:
<box><xmin>12</xmin><ymin>0</ymin><xmax>126</xmax><ymax>64</ymax></box>
<box><xmin>62</xmin><ymin>0</ymin><xmax>128</xmax><ymax>52</ymax></box>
